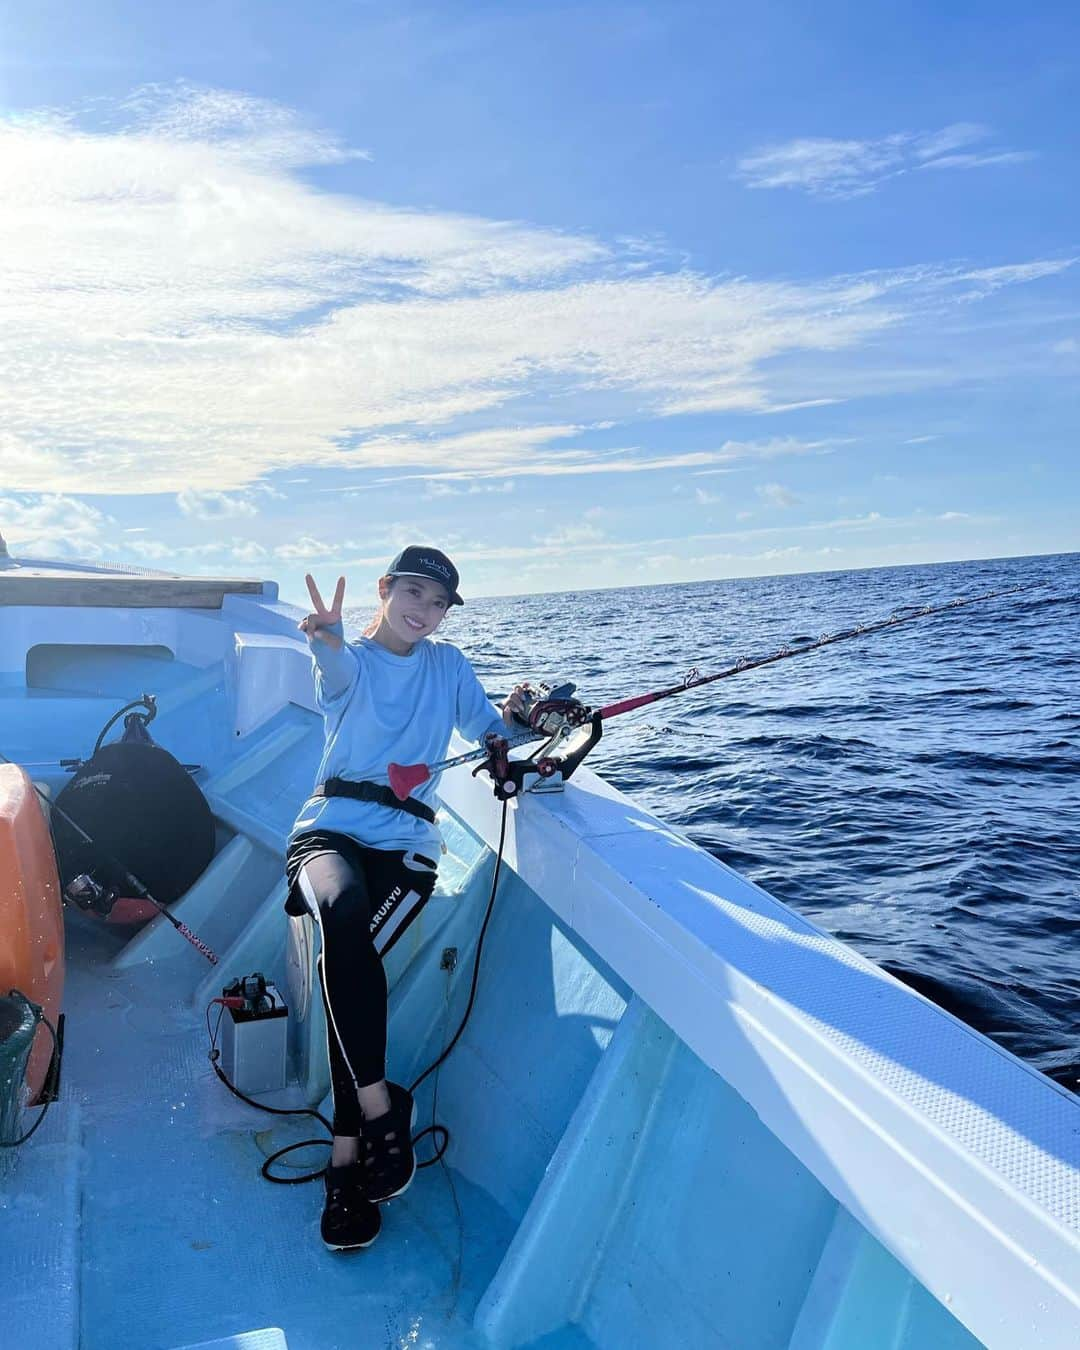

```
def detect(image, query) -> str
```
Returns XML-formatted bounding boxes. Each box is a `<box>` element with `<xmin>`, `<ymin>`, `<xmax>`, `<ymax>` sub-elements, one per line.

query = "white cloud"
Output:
<box><xmin>909</xmin><ymin>123</ymin><xmax>990</xmax><ymax>160</ymax></box>
<box><xmin>0</xmin><ymin>493</ymin><xmax>112</xmax><ymax>558</ymax></box>
<box><xmin>117</xmin><ymin>83</ymin><xmax>372</xmax><ymax>171</ymax></box>
<box><xmin>210</xmin><ymin>504</ymin><xmax>993</xmax><ymax>584</ymax></box>
<box><xmin>123</xmin><ymin>534</ymin><xmax>270</xmax><ymax>566</ymax></box>
<box><xmin>735</xmin><ymin>123</ymin><xmax>1032</xmax><ymax>199</ymax></box>
<box><xmin>423</xmin><ymin>479</ymin><xmax>514</xmax><ymax>498</ymax></box>
<box><xmin>543</xmin><ymin>523</ymin><xmax>606</xmax><ymax>547</ymax></box>
<box><xmin>385</xmin><ymin>434</ymin><xmax>839</xmax><ymax>484</ymax></box>
<box><xmin>177</xmin><ymin>489</ymin><xmax>258</xmax><ymax>519</ymax></box>
<box><xmin>755</xmin><ymin>546</ymin><xmax>804</xmax><ymax>561</ymax></box>
<box><xmin>957</xmin><ymin>261</ymin><xmax>1074</xmax><ymax>292</ymax></box>
<box><xmin>758</xmin><ymin>483</ymin><xmax>800</xmax><ymax>508</ymax></box>
<box><xmin>274</xmin><ymin>535</ymin><xmax>342</xmax><ymax>561</ymax></box>
<box><xmin>0</xmin><ymin>88</ymin><xmax>1068</xmax><ymax>498</ymax></box>
<box><xmin>736</xmin><ymin>134</ymin><xmax>909</xmax><ymax>197</ymax></box>
<box><xmin>229</xmin><ymin>540</ymin><xmax>270</xmax><ymax>564</ymax></box>
<box><xmin>417</xmin><ymin>508</ymin><xmax>937</xmax><ymax>571</ymax></box>
<box><xmin>692</xmin><ymin>436</ymin><xmax>839</xmax><ymax>474</ymax></box>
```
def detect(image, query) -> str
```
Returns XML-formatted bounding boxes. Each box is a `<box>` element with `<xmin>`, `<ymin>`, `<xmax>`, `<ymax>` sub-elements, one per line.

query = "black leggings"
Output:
<box><xmin>285</xmin><ymin>831</ymin><xmax>438</xmax><ymax>1136</ymax></box>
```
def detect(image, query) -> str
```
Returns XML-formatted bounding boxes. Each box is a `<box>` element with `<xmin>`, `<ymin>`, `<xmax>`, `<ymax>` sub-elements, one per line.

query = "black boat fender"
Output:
<box><xmin>51</xmin><ymin>702</ymin><xmax>215</xmax><ymax>925</ymax></box>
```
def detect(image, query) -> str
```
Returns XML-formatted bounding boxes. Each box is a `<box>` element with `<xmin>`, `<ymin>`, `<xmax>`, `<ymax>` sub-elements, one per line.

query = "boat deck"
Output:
<box><xmin>8</xmin><ymin>916</ymin><xmax>522</xmax><ymax>1350</ymax></box>
<box><xmin>1</xmin><ymin>582</ymin><xmax>1077</xmax><ymax>1350</ymax></box>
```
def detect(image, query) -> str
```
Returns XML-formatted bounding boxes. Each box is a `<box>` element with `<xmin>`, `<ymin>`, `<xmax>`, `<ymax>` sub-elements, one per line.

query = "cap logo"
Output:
<box><xmin>419</xmin><ymin>556</ymin><xmax>451</xmax><ymax>581</ymax></box>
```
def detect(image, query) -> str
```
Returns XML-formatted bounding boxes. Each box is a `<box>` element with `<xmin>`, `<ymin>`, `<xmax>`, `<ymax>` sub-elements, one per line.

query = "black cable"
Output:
<box><xmin>206</xmin><ymin>1000</ymin><xmax>333</xmax><ymax>1183</ymax></box>
<box><xmin>0</xmin><ymin>990</ymin><xmax>59</xmax><ymax>1148</ymax></box>
<box><xmin>92</xmin><ymin>695</ymin><xmax>156</xmax><ymax>758</ymax></box>
<box><xmin>205</xmin><ymin>795</ymin><xmax>510</xmax><ymax>1181</ymax></box>
<box><xmin>410</xmin><ymin>796</ymin><xmax>510</xmax><ymax>1167</ymax></box>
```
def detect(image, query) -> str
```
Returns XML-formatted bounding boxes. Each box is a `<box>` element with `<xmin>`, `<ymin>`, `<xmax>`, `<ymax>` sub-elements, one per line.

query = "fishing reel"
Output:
<box><xmin>511</xmin><ymin>681</ymin><xmax>594</xmax><ymax>737</ymax></box>
<box><xmin>64</xmin><ymin>871</ymin><xmax>119</xmax><ymax>917</ymax></box>
<box><xmin>478</xmin><ymin>680</ymin><xmax>603</xmax><ymax>801</ymax></box>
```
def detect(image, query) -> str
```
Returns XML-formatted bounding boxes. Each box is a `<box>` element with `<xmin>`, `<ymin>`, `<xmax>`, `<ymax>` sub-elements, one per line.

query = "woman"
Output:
<box><xmin>285</xmin><ymin>546</ymin><xmax>526</xmax><ymax>1251</ymax></box>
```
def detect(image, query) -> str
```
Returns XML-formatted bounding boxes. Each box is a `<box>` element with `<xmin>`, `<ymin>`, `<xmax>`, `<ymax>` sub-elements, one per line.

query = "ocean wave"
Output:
<box><xmin>453</xmin><ymin>550</ymin><xmax>1080</xmax><ymax>1090</ymax></box>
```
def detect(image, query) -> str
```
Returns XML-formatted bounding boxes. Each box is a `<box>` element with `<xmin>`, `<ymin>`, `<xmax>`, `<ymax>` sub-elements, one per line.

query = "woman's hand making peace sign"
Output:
<box><xmin>298</xmin><ymin>574</ymin><xmax>346</xmax><ymax>649</ymax></box>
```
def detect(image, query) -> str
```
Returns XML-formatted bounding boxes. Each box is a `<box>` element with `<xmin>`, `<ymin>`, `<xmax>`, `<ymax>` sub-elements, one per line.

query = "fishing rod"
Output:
<box><xmin>388</xmin><ymin>582</ymin><xmax>1030</xmax><ymax>800</ymax></box>
<box><xmin>596</xmin><ymin>582</ymin><xmax>1030</xmax><ymax>719</ymax></box>
<box><xmin>0</xmin><ymin>749</ymin><xmax>220</xmax><ymax>966</ymax></box>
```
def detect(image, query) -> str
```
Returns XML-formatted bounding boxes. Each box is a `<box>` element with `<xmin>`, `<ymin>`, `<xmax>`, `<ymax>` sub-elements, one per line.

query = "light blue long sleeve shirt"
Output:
<box><xmin>289</xmin><ymin>627</ymin><xmax>507</xmax><ymax>856</ymax></box>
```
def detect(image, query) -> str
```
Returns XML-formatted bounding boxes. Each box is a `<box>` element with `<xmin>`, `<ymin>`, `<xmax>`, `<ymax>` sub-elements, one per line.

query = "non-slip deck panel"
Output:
<box><xmin>0</xmin><ymin>1101</ymin><xmax>82</xmax><ymax>1350</ymax></box>
<box><xmin>47</xmin><ymin>879</ymin><xmax>590</xmax><ymax>1350</ymax></box>
<box><xmin>585</xmin><ymin>825</ymin><xmax>1080</xmax><ymax>1233</ymax></box>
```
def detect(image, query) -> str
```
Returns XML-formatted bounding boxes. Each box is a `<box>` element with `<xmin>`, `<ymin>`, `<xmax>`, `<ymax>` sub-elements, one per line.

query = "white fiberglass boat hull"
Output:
<box><xmin>0</xmin><ymin>558</ymin><xmax>1077</xmax><ymax>1349</ymax></box>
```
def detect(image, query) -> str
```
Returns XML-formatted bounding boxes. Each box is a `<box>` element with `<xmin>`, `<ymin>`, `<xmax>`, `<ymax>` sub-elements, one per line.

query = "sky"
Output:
<box><xmin>1</xmin><ymin>0</ymin><xmax>1077</xmax><ymax>604</ymax></box>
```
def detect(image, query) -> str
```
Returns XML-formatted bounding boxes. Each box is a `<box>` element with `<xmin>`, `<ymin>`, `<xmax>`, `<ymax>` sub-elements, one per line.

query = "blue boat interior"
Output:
<box><xmin>0</xmin><ymin>636</ymin><xmax>1031</xmax><ymax>1349</ymax></box>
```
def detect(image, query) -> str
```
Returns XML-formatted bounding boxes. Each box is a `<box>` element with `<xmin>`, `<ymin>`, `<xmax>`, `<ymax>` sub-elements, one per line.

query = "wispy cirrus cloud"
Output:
<box><xmin>0</xmin><ymin>88</ymin><xmax>1066</xmax><ymax>499</ymax></box>
<box><xmin>735</xmin><ymin>123</ymin><xmax>1034</xmax><ymax>199</ymax></box>
<box><xmin>757</xmin><ymin>483</ymin><xmax>800</xmax><ymax>508</ymax></box>
<box><xmin>371</xmin><ymin>433</ymin><xmax>837</xmax><ymax>484</ymax></box>
<box><xmin>115</xmin><ymin>83</ymin><xmax>373</xmax><ymax>170</ymax></box>
<box><xmin>423</xmin><ymin>480</ymin><xmax>515</xmax><ymax>498</ymax></box>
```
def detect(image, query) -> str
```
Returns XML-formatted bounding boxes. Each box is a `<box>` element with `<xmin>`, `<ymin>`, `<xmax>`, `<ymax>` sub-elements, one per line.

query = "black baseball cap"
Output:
<box><xmin>386</xmin><ymin>546</ymin><xmax>464</xmax><ymax>606</ymax></box>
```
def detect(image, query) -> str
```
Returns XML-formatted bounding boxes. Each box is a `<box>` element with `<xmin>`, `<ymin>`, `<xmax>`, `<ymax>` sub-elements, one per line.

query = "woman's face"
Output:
<box><xmin>380</xmin><ymin>575</ymin><xmax>451</xmax><ymax>647</ymax></box>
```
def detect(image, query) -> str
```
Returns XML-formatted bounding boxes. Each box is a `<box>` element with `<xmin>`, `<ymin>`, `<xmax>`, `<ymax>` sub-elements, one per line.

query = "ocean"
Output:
<box><xmin>354</xmin><ymin>551</ymin><xmax>1080</xmax><ymax>1091</ymax></box>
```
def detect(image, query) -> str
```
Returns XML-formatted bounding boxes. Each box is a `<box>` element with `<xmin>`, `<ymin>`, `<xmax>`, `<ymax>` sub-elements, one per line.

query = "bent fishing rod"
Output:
<box><xmin>388</xmin><ymin>582</ymin><xmax>1030</xmax><ymax>799</ymax></box>
<box><xmin>0</xmin><ymin>748</ymin><xmax>220</xmax><ymax>966</ymax></box>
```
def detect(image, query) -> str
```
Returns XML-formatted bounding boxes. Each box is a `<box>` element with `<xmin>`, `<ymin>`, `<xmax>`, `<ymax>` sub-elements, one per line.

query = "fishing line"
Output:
<box><xmin>596</xmin><ymin>584</ymin><xmax>1033</xmax><ymax>720</ymax></box>
<box><xmin>390</xmin><ymin>583</ymin><xmax>1032</xmax><ymax>794</ymax></box>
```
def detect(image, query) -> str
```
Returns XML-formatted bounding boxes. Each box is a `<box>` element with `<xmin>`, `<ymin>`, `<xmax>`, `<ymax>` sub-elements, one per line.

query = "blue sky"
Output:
<box><xmin>1</xmin><ymin>1</ymin><xmax>1077</xmax><ymax>602</ymax></box>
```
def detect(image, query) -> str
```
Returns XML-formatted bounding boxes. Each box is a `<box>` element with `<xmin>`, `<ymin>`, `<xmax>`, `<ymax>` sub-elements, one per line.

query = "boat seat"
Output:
<box><xmin>228</xmin><ymin>632</ymin><xmax>313</xmax><ymax>739</ymax></box>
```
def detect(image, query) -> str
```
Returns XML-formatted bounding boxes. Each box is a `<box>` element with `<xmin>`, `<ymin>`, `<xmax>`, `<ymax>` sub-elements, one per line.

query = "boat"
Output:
<box><xmin>0</xmin><ymin>542</ymin><xmax>1077</xmax><ymax>1350</ymax></box>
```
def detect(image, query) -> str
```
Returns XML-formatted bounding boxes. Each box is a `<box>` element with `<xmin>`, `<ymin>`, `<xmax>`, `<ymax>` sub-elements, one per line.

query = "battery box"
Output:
<box><xmin>218</xmin><ymin>981</ymin><xmax>288</xmax><ymax>1095</ymax></box>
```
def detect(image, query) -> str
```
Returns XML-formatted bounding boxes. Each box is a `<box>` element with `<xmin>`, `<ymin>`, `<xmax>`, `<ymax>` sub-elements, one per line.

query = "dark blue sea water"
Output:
<box><xmin>361</xmin><ymin>553</ymin><xmax>1080</xmax><ymax>1090</ymax></box>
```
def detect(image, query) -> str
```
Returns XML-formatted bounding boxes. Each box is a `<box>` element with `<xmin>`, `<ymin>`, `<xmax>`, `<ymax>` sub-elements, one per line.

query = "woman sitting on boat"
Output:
<box><xmin>285</xmin><ymin>546</ymin><xmax>526</xmax><ymax>1253</ymax></box>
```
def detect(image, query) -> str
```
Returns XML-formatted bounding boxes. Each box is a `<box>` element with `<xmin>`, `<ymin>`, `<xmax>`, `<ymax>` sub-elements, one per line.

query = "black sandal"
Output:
<box><xmin>321</xmin><ymin>1163</ymin><xmax>381</xmax><ymax>1251</ymax></box>
<box><xmin>361</xmin><ymin>1082</ymin><xmax>417</xmax><ymax>1203</ymax></box>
